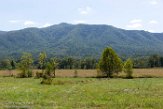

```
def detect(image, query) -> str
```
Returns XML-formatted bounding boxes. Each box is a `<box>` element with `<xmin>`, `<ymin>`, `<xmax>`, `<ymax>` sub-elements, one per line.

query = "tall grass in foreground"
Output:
<box><xmin>0</xmin><ymin>77</ymin><xmax>163</xmax><ymax>108</ymax></box>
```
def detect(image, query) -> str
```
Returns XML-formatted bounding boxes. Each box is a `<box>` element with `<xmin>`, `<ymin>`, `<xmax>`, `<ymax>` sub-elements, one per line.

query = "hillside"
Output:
<box><xmin>0</xmin><ymin>23</ymin><xmax>163</xmax><ymax>59</ymax></box>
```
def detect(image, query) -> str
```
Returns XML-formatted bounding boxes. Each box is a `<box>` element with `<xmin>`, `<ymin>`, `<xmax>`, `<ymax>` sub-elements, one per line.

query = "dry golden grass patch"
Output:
<box><xmin>0</xmin><ymin>68</ymin><xmax>163</xmax><ymax>78</ymax></box>
<box><xmin>0</xmin><ymin>69</ymin><xmax>97</xmax><ymax>77</ymax></box>
<box><xmin>0</xmin><ymin>70</ymin><xmax>20</xmax><ymax>76</ymax></box>
<box><xmin>133</xmin><ymin>68</ymin><xmax>163</xmax><ymax>78</ymax></box>
<box><xmin>56</xmin><ymin>69</ymin><xmax>97</xmax><ymax>77</ymax></box>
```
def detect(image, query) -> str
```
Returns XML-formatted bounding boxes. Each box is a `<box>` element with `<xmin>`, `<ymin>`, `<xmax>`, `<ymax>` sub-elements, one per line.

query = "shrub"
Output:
<box><xmin>41</xmin><ymin>75</ymin><xmax>53</xmax><ymax>85</ymax></box>
<box><xmin>123</xmin><ymin>58</ymin><xmax>133</xmax><ymax>79</ymax></box>
<box><xmin>74</xmin><ymin>70</ymin><xmax>78</xmax><ymax>78</ymax></box>
<box><xmin>27</xmin><ymin>70</ymin><xmax>33</xmax><ymax>77</ymax></box>
<box><xmin>17</xmin><ymin>52</ymin><xmax>33</xmax><ymax>78</ymax></box>
<box><xmin>35</xmin><ymin>71</ymin><xmax>43</xmax><ymax>78</ymax></box>
<box><xmin>17</xmin><ymin>70</ymin><xmax>33</xmax><ymax>78</ymax></box>
<box><xmin>40</xmin><ymin>62</ymin><xmax>53</xmax><ymax>85</ymax></box>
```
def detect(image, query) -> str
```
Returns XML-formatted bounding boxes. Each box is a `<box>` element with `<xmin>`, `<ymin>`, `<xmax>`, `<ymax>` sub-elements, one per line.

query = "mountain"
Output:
<box><xmin>0</xmin><ymin>23</ymin><xmax>163</xmax><ymax>59</ymax></box>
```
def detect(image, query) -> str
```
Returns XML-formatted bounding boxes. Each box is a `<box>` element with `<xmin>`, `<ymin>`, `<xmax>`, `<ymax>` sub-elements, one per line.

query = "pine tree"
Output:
<box><xmin>98</xmin><ymin>47</ymin><xmax>122</xmax><ymax>78</ymax></box>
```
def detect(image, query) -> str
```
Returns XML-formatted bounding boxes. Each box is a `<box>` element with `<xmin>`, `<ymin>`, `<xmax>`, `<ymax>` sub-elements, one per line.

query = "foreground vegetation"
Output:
<box><xmin>0</xmin><ymin>77</ymin><xmax>163</xmax><ymax>108</ymax></box>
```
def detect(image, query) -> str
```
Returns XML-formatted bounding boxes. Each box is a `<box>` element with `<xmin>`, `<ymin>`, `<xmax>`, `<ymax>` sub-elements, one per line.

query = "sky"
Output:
<box><xmin>0</xmin><ymin>0</ymin><xmax>162</xmax><ymax>33</ymax></box>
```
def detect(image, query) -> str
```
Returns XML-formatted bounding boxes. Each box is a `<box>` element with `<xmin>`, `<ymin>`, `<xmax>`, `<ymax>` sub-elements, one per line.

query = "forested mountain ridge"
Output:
<box><xmin>0</xmin><ymin>23</ymin><xmax>163</xmax><ymax>59</ymax></box>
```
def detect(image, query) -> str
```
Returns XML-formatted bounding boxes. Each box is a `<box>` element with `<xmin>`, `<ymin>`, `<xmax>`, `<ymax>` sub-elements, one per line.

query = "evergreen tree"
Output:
<box><xmin>98</xmin><ymin>47</ymin><xmax>122</xmax><ymax>78</ymax></box>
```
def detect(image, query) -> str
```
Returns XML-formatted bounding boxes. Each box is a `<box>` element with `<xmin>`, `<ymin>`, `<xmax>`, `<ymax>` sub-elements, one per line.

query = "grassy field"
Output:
<box><xmin>1</xmin><ymin>69</ymin><xmax>163</xmax><ymax>108</ymax></box>
<box><xmin>1</xmin><ymin>77</ymin><xmax>163</xmax><ymax>108</ymax></box>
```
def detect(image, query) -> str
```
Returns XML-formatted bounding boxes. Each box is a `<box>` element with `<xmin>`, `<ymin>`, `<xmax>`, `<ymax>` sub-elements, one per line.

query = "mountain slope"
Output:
<box><xmin>0</xmin><ymin>23</ymin><xmax>163</xmax><ymax>59</ymax></box>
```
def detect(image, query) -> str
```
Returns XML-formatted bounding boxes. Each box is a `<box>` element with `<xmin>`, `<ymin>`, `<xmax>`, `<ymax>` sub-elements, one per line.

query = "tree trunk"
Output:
<box><xmin>53</xmin><ymin>70</ymin><xmax>55</xmax><ymax>78</ymax></box>
<box><xmin>107</xmin><ymin>73</ymin><xmax>109</xmax><ymax>78</ymax></box>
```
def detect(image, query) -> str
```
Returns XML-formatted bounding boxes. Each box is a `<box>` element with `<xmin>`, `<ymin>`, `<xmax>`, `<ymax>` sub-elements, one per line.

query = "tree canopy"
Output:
<box><xmin>98</xmin><ymin>47</ymin><xmax>122</xmax><ymax>78</ymax></box>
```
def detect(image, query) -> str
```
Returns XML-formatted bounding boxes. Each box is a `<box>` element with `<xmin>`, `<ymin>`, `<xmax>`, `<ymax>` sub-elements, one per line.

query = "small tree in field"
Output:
<box><xmin>35</xmin><ymin>52</ymin><xmax>47</xmax><ymax>78</ymax></box>
<box><xmin>18</xmin><ymin>52</ymin><xmax>33</xmax><ymax>78</ymax></box>
<box><xmin>98</xmin><ymin>47</ymin><xmax>122</xmax><ymax>78</ymax></box>
<box><xmin>50</xmin><ymin>58</ymin><xmax>58</xmax><ymax>78</ymax></box>
<box><xmin>39</xmin><ymin>52</ymin><xmax>47</xmax><ymax>73</ymax></box>
<box><xmin>123</xmin><ymin>58</ymin><xmax>133</xmax><ymax>78</ymax></box>
<box><xmin>41</xmin><ymin>62</ymin><xmax>53</xmax><ymax>84</ymax></box>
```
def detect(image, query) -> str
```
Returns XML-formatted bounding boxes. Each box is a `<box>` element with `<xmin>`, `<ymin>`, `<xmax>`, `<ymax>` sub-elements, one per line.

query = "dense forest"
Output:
<box><xmin>1</xmin><ymin>23</ymin><xmax>163</xmax><ymax>59</ymax></box>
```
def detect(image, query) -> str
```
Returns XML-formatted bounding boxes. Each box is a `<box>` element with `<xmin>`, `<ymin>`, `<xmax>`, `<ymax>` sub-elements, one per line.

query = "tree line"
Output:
<box><xmin>0</xmin><ymin>47</ymin><xmax>134</xmax><ymax>84</ymax></box>
<box><xmin>0</xmin><ymin>55</ymin><xmax>98</xmax><ymax>70</ymax></box>
<box><xmin>1</xmin><ymin>54</ymin><xmax>163</xmax><ymax>70</ymax></box>
<box><xmin>133</xmin><ymin>55</ymin><xmax>163</xmax><ymax>68</ymax></box>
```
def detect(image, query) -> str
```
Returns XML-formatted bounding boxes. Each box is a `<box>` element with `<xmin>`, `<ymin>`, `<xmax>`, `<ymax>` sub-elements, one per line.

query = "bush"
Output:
<box><xmin>40</xmin><ymin>61</ymin><xmax>55</xmax><ymax>85</ymax></box>
<box><xmin>28</xmin><ymin>70</ymin><xmax>33</xmax><ymax>77</ymax></box>
<box><xmin>74</xmin><ymin>70</ymin><xmax>78</xmax><ymax>78</ymax></box>
<box><xmin>41</xmin><ymin>75</ymin><xmax>53</xmax><ymax>85</ymax></box>
<box><xmin>17</xmin><ymin>52</ymin><xmax>33</xmax><ymax>78</ymax></box>
<box><xmin>17</xmin><ymin>70</ymin><xmax>33</xmax><ymax>78</ymax></box>
<box><xmin>123</xmin><ymin>58</ymin><xmax>133</xmax><ymax>79</ymax></box>
<box><xmin>35</xmin><ymin>71</ymin><xmax>43</xmax><ymax>78</ymax></box>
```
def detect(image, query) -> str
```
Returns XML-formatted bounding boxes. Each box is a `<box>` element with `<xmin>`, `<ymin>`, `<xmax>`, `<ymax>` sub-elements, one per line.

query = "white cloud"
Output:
<box><xmin>130</xmin><ymin>19</ymin><xmax>142</xmax><ymax>23</ymax></box>
<box><xmin>42</xmin><ymin>23</ymin><xmax>52</xmax><ymax>27</ymax></box>
<box><xmin>149</xmin><ymin>20</ymin><xmax>158</xmax><ymax>24</ymax></box>
<box><xmin>127</xmin><ymin>23</ymin><xmax>143</xmax><ymax>28</ymax></box>
<box><xmin>149</xmin><ymin>0</ymin><xmax>159</xmax><ymax>5</ymax></box>
<box><xmin>9</xmin><ymin>20</ymin><xmax>20</xmax><ymax>23</ymax></box>
<box><xmin>148</xmin><ymin>29</ymin><xmax>155</xmax><ymax>32</ymax></box>
<box><xmin>78</xmin><ymin>6</ymin><xmax>92</xmax><ymax>15</ymax></box>
<box><xmin>24</xmin><ymin>20</ymin><xmax>36</xmax><ymax>26</ymax></box>
<box><xmin>73</xmin><ymin>20</ymin><xmax>87</xmax><ymax>24</ymax></box>
<box><xmin>127</xmin><ymin>19</ymin><xmax>143</xmax><ymax>29</ymax></box>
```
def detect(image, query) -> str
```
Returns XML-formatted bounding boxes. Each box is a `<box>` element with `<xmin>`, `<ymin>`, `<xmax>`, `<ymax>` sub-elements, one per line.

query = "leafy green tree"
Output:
<box><xmin>41</xmin><ymin>62</ymin><xmax>54</xmax><ymax>85</ymax></box>
<box><xmin>50</xmin><ymin>58</ymin><xmax>58</xmax><ymax>78</ymax></box>
<box><xmin>45</xmin><ymin>62</ymin><xmax>53</xmax><ymax>76</ymax></box>
<box><xmin>0</xmin><ymin>59</ymin><xmax>12</xmax><ymax>70</ymax></box>
<box><xmin>18</xmin><ymin>52</ymin><xmax>33</xmax><ymax>78</ymax></box>
<box><xmin>123</xmin><ymin>58</ymin><xmax>133</xmax><ymax>78</ymax></box>
<box><xmin>38</xmin><ymin>52</ymin><xmax>47</xmax><ymax>72</ymax></box>
<box><xmin>98</xmin><ymin>47</ymin><xmax>122</xmax><ymax>78</ymax></box>
<box><xmin>0</xmin><ymin>59</ymin><xmax>13</xmax><ymax>76</ymax></box>
<box><xmin>149</xmin><ymin>55</ymin><xmax>160</xmax><ymax>67</ymax></box>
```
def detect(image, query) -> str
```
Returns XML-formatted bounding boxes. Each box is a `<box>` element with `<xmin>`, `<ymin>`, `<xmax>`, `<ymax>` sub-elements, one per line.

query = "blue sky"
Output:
<box><xmin>0</xmin><ymin>0</ymin><xmax>162</xmax><ymax>32</ymax></box>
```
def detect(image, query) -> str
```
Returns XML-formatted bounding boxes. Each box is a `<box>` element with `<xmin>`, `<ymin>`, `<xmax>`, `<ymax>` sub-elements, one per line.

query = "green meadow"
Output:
<box><xmin>1</xmin><ymin>77</ymin><xmax>163</xmax><ymax>109</ymax></box>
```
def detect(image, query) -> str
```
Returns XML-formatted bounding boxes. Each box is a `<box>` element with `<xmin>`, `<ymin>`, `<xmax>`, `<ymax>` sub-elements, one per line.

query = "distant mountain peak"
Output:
<box><xmin>0</xmin><ymin>24</ymin><xmax>163</xmax><ymax>59</ymax></box>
